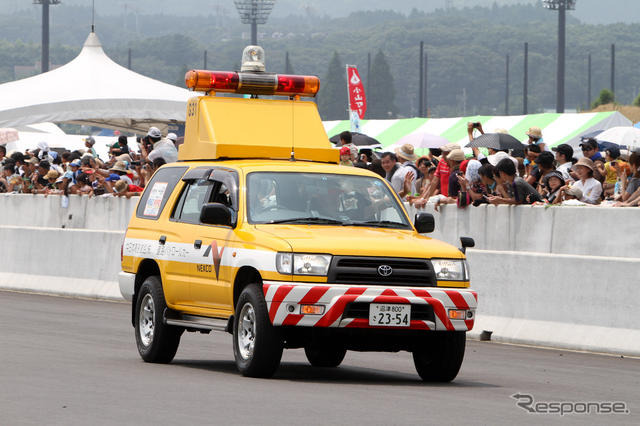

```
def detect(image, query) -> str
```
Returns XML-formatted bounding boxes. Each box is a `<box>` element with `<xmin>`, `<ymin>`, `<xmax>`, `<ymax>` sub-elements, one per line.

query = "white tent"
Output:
<box><xmin>0</xmin><ymin>32</ymin><xmax>194</xmax><ymax>134</ymax></box>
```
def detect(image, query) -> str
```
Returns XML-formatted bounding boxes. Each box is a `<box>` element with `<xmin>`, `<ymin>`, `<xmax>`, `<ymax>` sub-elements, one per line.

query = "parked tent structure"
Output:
<box><xmin>323</xmin><ymin>111</ymin><xmax>631</xmax><ymax>154</ymax></box>
<box><xmin>0</xmin><ymin>31</ymin><xmax>194</xmax><ymax>135</ymax></box>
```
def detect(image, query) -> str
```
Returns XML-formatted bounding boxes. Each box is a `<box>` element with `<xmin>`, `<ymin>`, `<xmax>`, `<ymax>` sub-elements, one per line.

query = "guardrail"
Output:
<box><xmin>1</xmin><ymin>195</ymin><xmax>638</xmax><ymax>355</ymax></box>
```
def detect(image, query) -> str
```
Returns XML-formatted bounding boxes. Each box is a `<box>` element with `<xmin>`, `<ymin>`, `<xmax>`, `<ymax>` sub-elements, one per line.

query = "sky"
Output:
<box><xmin>1</xmin><ymin>0</ymin><xmax>639</xmax><ymax>24</ymax></box>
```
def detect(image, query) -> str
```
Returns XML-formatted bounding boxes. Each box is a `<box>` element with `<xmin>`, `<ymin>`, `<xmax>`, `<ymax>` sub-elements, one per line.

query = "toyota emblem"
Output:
<box><xmin>377</xmin><ymin>265</ymin><xmax>393</xmax><ymax>277</ymax></box>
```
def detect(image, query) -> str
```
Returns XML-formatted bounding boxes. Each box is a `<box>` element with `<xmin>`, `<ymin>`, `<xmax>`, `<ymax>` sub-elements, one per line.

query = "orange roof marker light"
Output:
<box><xmin>185</xmin><ymin>46</ymin><xmax>320</xmax><ymax>97</ymax></box>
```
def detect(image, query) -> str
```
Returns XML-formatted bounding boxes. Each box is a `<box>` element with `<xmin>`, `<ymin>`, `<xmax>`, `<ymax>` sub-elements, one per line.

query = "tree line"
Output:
<box><xmin>1</xmin><ymin>4</ymin><xmax>639</xmax><ymax>120</ymax></box>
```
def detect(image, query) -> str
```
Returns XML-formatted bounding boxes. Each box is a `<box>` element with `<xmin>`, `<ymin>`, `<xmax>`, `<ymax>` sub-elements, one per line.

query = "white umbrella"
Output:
<box><xmin>597</xmin><ymin>126</ymin><xmax>640</xmax><ymax>150</ymax></box>
<box><xmin>391</xmin><ymin>132</ymin><xmax>450</xmax><ymax>149</ymax></box>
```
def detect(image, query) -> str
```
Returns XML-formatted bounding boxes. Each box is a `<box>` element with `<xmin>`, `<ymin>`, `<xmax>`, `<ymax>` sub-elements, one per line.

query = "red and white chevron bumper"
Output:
<box><xmin>263</xmin><ymin>281</ymin><xmax>478</xmax><ymax>331</ymax></box>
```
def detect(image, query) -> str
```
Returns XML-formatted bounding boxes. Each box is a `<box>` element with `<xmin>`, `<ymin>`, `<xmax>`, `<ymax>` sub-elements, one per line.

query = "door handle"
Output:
<box><xmin>159</xmin><ymin>235</ymin><xmax>167</xmax><ymax>245</ymax></box>
<box><xmin>194</xmin><ymin>240</ymin><xmax>202</xmax><ymax>249</ymax></box>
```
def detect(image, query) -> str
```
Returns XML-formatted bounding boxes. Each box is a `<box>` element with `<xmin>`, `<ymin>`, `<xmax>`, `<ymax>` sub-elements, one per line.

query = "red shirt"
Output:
<box><xmin>128</xmin><ymin>184</ymin><xmax>144</xmax><ymax>193</ymax></box>
<box><xmin>434</xmin><ymin>160</ymin><xmax>450</xmax><ymax>196</ymax></box>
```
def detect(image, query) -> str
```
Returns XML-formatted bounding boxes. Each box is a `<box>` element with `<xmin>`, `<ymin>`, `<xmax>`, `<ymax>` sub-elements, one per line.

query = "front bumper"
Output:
<box><xmin>263</xmin><ymin>281</ymin><xmax>477</xmax><ymax>331</ymax></box>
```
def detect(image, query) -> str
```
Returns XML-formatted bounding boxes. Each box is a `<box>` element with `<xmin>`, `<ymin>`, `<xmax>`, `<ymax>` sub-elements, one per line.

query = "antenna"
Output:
<box><xmin>92</xmin><ymin>0</ymin><xmax>95</xmax><ymax>32</ymax></box>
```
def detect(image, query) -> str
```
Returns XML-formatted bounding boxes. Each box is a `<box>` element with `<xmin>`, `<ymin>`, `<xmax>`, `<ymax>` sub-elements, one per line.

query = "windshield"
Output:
<box><xmin>247</xmin><ymin>172</ymin><xmax>411</xmax><ymax>229</ymax></box>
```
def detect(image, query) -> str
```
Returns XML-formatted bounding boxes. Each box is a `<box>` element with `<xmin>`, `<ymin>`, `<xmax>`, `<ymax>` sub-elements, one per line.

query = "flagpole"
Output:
<box><xmin>345</xmin><ymin>64</ymin><xmax>352</xmax><ymax>120</ymax></box>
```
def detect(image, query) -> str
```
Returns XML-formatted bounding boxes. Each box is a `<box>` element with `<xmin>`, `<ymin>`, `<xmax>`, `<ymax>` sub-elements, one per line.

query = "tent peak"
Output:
<box><xmin>82</xmin><ymin>32</ymin><xmax>102</xmax><ymax>49</ymax></box>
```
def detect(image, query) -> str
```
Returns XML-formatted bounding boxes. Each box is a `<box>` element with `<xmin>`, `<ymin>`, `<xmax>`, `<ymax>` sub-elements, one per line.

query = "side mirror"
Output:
<box><xmin>200</xmin><ymin>203</ymin><xmax>234</xmax><ymax>227</ymax></box>
<box><xmin>414</xmin><ymin>212</ymin><xmax>435</xmax><ymax>234</ymax></box>
<box><xmin>459</xmin><ymin>237</ymin><xmax>475</xmax><ymax>254</ymax></box>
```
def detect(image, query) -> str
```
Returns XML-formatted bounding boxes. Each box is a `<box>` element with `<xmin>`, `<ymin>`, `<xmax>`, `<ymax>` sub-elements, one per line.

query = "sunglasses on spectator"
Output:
<box><xmin>581</xmin><ymin>147</ymin><xmax>594</xmax><ymax>152</ymax></box>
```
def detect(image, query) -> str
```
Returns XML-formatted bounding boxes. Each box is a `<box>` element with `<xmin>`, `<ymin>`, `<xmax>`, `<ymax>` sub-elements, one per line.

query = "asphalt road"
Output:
<box><xmin>1</xmin><ymin>291</ymin><xmax>638</xmax><ymax>425</ymax></box>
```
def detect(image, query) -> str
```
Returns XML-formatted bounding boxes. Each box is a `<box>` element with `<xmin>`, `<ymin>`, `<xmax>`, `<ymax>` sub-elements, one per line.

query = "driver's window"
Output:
<box><xmin>173</xmin><ymin>179</ymin><xmax>212</xmax><ymax>223</ymax></box>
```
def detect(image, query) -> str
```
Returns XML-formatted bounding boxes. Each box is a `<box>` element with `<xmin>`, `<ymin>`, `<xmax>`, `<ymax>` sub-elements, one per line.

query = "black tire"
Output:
<box><xmin>134</xmin><ymin>275</ymin><xmax>182</xmax><ymax>363</ymax></box>
<box><xmin>412</xmin><ymin>331</ymin><xmax>466</xmax><ymax>382</ymax></box>
<box><xmin>304</xmin><ymin>344</ymin><xmax>347</xmax><ymax>368</ymax></box>
<box><xmin>233</xmin><ymin>284</ymin><xmax>283</xmax><ymax>378</ymax></box>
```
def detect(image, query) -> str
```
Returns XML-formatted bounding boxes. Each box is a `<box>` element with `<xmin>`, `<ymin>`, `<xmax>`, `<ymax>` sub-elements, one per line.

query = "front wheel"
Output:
<box><xmin>233</xmin><ymin>284</ymin><xmax>283</xmax><ymax>378</ymax></box>
<box><xmin>134</xmin><ymin>276</ymin><xmax>182</xmax><ymax>363</ymax></box>
<box><xmin>412</xmin><ymin>331</ymin><xmax>466</xmax><ymax>382</ymax></box>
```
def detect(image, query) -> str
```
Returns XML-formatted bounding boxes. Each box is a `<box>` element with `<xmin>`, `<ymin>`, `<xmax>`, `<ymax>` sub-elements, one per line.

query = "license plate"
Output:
<box><xmin>368</xmin><ymin>303</ymin><xmax>411</xmax><ymax>327</ymax></box>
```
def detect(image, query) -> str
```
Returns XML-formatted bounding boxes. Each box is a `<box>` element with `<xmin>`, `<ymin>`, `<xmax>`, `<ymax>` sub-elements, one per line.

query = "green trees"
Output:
<box><xmin>592</xmin><ymin>89</ymin><xmax>615</xmax><ymax>108</ymax></box>
<box><xmin>318</xmin><ymin>51</ymin><xmax>347</xmax><ymax>120</ymax></box>
<box><xmin>367</xmin><ymin>50</ymin><xmax>396</xmax><ymax>119</ymax></box>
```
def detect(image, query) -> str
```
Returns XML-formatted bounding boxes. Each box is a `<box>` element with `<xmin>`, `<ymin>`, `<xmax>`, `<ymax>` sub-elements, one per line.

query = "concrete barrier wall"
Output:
<box><xmin>0</xmin><ymin>225</ymin><xmax>123</xmax><ymax>300</ymax></box>
<box><xmin>406</xmin><ymin>203</ymin><xmax>640</xmax><ymax>259</ymax></box>
<box><xmin>466</xmin><ymin>249</ymin><xmax>640</xmax><ymax>355</ymax></box>
<box><xmin>0</xmin><ymin>194</ymin><xmax>137</xmax><ymax>230</ymax></box>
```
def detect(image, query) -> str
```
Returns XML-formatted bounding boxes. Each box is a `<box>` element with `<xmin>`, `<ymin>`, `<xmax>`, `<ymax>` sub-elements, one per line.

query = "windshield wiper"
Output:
<box><xmin>268</xmin><ymin>217</ymin><xmax>346</xmax><ymax>225</ymax></box>
<box><xmin>346</xmin><ymin>220</ymin><xmax>409</xmax><ymax>229</ymax></box>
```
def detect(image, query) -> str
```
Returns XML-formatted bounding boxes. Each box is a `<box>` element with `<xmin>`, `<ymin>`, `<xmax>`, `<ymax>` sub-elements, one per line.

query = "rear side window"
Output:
<box><xmin>136</xmin><ymin>166</ymin><xmax>188</xmax><ymax>219</ymax></box>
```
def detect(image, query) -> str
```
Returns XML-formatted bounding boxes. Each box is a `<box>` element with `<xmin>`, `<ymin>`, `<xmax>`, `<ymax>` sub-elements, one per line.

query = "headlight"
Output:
<box><xmin>431</xmin><ymin>258</ymin><xmax>469</xmax><ymax>281</ymax></box>
<box><xmin>276</xmin><ymin>253</ymin><xmax>332</xmax><ymax>276</ymax></box>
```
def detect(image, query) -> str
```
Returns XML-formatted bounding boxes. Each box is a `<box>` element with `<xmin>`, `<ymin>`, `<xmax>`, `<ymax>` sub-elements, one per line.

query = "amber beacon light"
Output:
<box><xmin>185</xmin><ymin>70</ymin><xmax>320</xmax><ymax>98</ymax></box>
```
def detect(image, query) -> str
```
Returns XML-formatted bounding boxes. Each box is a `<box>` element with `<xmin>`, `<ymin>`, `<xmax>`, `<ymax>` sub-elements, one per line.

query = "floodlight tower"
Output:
<box><xmin>543</xmin><ymin>0</ymin><xmax>576</xmax><ymax>113</ymax></box>
<box><xmin>234</xmin><ymin>0</ymin><xmax>276</xmax><ymax>45</ymax></box>
<box><xmin>33</xmin><ymin>0</ymin><xmax>62</xmax><ymax>73</ymax></box>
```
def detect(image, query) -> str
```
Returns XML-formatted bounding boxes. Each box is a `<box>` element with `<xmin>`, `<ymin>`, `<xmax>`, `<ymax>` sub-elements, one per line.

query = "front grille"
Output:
<box><xmin>328</xmin><ymin>256</ymin><xmax>436</xmax><ymax>286</ymax></box>
<box><xmin>343</xmin><ymin>302</ymin><xmax>435</xmax><ymax>323</ymax></box>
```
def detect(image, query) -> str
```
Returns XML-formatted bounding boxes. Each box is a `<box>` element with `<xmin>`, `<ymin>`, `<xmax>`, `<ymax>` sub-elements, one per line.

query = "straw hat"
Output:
<box><xmin>446</xmin><ymin>149</ymin><xmax>466</xmax><ymax>162</ymax></box>
<box><xmin>395</xmin><ymin>144</ymin><xmax>419</xmax><ymax>162</ymax></box>
<box><xmin>526</xmin><ymin>127</ymin><xmax>543</xmax><ymax>138</ymax></box>
<box><xmin>572</xmin><ymin>157</ymin><xmax>594</xmax><ymax>172</ymax></box>
<box><xmin>109</xmin><ymin>161</ymin><xmax>127</xmax><ymax>173</ymax></box>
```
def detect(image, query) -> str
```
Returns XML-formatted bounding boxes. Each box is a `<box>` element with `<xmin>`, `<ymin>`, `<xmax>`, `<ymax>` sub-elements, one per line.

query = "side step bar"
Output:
<box><xmin>164</xmin><ymin>309</ymin><xmax>232</xmax><ymax>333</ymax></box>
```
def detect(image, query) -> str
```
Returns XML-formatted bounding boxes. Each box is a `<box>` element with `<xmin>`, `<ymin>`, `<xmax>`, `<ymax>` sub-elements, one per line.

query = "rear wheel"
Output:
<box><xmin>134</xmin><ymin>275</ymin><xmax>182</xmax><ymax>363</ymax></box>
<box><xmin>412</xmin><ymin>331</ymin><xmax>466</xmax><ymax>382</ymax></box>
<box><xmin>233</xmin><ymin>284</ymin><xmax>283</xmax><ymax>378</ymax></box>
<box><xmin>304</xmin><ymin>344</ymin><xmax>347</xmax><ymax>368</ymax></box>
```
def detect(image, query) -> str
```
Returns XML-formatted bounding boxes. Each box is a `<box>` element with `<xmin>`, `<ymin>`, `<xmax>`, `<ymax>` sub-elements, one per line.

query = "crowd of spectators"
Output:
<box><xmin>336</xmin><ymin>124</ymin><xmax>640</xmax><ymax>209</ymax></box>
<box><xmin>0</xmin><ymin>127</ymin><xmax>179</xmax><ymax>198</ymax></box>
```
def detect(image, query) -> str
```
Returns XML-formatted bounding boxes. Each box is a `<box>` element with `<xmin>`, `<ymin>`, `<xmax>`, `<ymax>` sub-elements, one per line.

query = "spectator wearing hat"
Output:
<box><xmin>579</xmin><ymin>138</ymin><xmax>603</xmax><ymax>163</ymax></box>
<box><xmin>552</xmin><ymin>143</ymin><xmax>575</xmax><ymax>183</ymax></box>
<box><xmin>108</xmin><ymin>161</ymin><xmax>133</xmax><ymax>185</ymax></box>
<box><xmin>489</xmin><ymin>158</ymin><xmax>542</xmax><ymax>205</ymax></box>
<box><xmin>83</xmin><ymin>136</ymin><xmax>98</xmax><ymax>158</ymax></box>
<box><xmin>526</xmin><ymin>127</ymin><xmax>546</xmax><ymax>151</ymax></box>
<box><xmin>338</xmin><ymin>131</ymin><xmax>358</xmax><ymax>162</ymax></box>
<box><xmin>114</xmin><ymin>179</ymin><xmax>143</xmax><ymax>198</ymax></box>
<box><xmin>394</xmin><ymin>144</ymin><xmax>420</xmax><ymax>194</ymax></box>
<box><xmin>166</xmin><ymin>133</ymin><xmax>178</xmax><ymax>145</ymax></box>
<box><xmin>539</xmin><ymin>170</ymin><xmax>565</xmax><ymax>204</ymax></box>
<box><xmin>339</xmin><ymin>146</ymin><xmax>353</xmax><ymax>166</ymax></box>
<box><xmin>528</xmin><ymin>151</ymin><xmax>556</xmax><ymax>190</ymax></box>
<box><xmin>433</xmin><ymin>149</ymin><xmax>466</xmax><ymax>210</ymax></box>
<box><xmin>598</xmin><ymin>145</ymin><xmax>630</xmax><ymax>198</ymax></box>
<box><xmin>570</xmin><ymin>157</ymin><xmax>602</xmax><ymax>204</ymax></box>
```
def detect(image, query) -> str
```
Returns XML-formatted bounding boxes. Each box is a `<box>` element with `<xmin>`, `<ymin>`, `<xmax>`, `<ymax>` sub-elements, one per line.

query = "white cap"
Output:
<box><xmin>166</xmin><ymin>133</ymin><xmax>177</xmax><ymax>142</ymax></box>
<box><xmin>147</xmin><ymin>127</ymin><xmax>162</xmax><ymax>138</ymax></box>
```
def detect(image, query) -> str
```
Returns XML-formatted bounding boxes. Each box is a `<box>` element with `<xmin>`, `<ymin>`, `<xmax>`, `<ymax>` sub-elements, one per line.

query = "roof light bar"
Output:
<box><xmin>185</xmin><ymin>70</ymin><xmax>320</xmax><ymax>98</ymax></box>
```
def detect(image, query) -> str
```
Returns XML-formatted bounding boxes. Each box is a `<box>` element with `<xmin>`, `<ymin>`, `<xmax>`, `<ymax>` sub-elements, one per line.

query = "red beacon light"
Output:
<box><xmin>185</xmin><ymin>46</ymin><xmax>320</xmax><ymax>97</ymax></box>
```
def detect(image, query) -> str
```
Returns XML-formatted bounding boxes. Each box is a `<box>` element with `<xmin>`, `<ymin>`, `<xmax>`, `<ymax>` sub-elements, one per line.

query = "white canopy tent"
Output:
<box><xmin>0</xmin><ymin>32</ymin><xmax>195</xmax><ymax>134</ymax></box>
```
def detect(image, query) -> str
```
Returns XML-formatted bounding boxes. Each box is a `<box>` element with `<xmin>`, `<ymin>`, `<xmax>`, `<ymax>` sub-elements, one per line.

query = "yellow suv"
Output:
<box><xmin>119</xmin><ymin>47</ymin><xmax>477</xmax><ymax>381</ymax></box>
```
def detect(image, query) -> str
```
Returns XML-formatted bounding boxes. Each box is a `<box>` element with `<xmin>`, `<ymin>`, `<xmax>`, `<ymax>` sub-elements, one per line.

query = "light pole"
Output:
<box><xmin>33</xmin><ymin>0</ymin><xmax>62</xmax><ymax>73</ymax></box>
<box><xmin>234</xmin><ymin>0</ymin><xmax>276</xmax><ymax>45</ymax></box>
<box><xmin>543</xmin><ymin>0</ymin><xmax>576</xmax><ymax>113</ymax></box>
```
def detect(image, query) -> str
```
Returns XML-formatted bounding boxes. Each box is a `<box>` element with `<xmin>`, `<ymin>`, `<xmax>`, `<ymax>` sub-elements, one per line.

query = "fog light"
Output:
<box><xmin>448</xmin><ymin>309</ymin><xmax>467</xmax><ymax>320</ymax></box>
<box><xmin>300</xmin><ymin>305</ymin><xmax>325</xmax><ymax>315</ymax></box>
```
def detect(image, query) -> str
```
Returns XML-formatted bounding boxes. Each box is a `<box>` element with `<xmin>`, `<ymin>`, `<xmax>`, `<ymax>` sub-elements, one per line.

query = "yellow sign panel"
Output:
<box><xmin>178</xmin><ymin>95</ymin><xmax>339</xmax><ymax>164</ymax></box>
